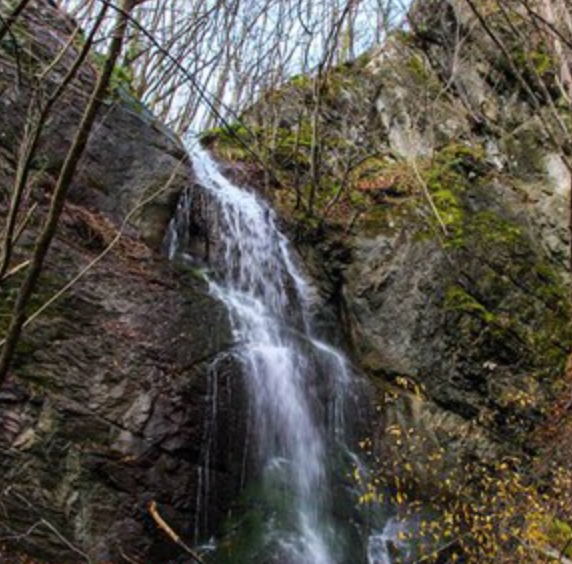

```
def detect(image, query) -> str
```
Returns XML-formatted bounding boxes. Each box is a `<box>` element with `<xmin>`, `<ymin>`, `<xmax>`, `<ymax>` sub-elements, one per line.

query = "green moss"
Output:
<box><xmin>394</xmin><ymin>29</ymin><xmax>417</xmax><ymax>47</ymax></box>
<box><xmin>430</xmin><ymin>186</ymin><xmax>463</xmax><ymax>234</ymax></box>
<box><xmin>513</xmin><ymin>45</ymin><xmax>555</xmax><ymax>80</ymax></box>
<box><xmin>172</xmin><ymin>257</ymin><xmax>209</xmax><ymax>282</ymax></box>
<box><xmin>444</xmin><ymin>228</ymin><xmax>570</xmax><ymax>383</ymax></box>
<box><xmin>445</xmin><ymin>287</ymin><xmax>497</xmax><ymax>324</ymax></box>
<box><xmin>289</xmin><ymin>73</ymin><xmax>312</xmax><ymax>89</ymax></box>
<box><xmin>201</xmin><ymin>122</ymin><xmax>251</xmax><ymax>143</ymax></box>
<box><xmin>471</xmin><ymin>211</ymin><xmax>522</xmax><ymax>246</ymax></box>
<box><xmin>422</xmin><ymin>144</ymin><xmax>521</xmax><ymax>244</ymax></box>
<box><xmin>0</xmin><ymin>270</ymin><xmax>68</xmax><ymax>388</ymax></box>
<box><xmin>354</xmin><ymin>51</ymin><xmax>372</xmax><ymax>69</ymax></box>
<box><xmin>422</xmin><ymin>141</ymin><xmax>571</xmax><ymax>416</ymax></box>
<box><xmin>200</xmin><ymin>122</ymin><xmax>259</xmax><ymax>162</ymax></box>
<box><xmin>407</xmin><ymin>53</ymin><xmax>431</xmax><ymax>83</ymax></box>
<box><xmin>213</xmin><ymin>476</ymin><xmax>303</xmax><ymax>563</ymax></box>
<box><xmin>216</xmin><ymin>513</ymin><xmax>266</xmax><ymax>563</ymax></box>
<box><xmin>492</xmin><ymin>27</ymin><xmax>559</xmax><ymax>101</ymax></box>
<box><xmin>423</xmin><ymin>143</ymin><xmax>487</xmax><ymax>243</ymax></box>
<box><xmin>202</xmin><ymin>118</ymin><xmax>315</xmax><ymax>160</ymax></box>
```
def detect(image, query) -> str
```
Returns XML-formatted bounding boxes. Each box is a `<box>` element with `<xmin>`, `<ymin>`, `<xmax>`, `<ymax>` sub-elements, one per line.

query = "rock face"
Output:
<box><xmin>204</xmin><ymin>0</ymin><xmax>571</xmax><ymax>497</ymax></box>
<box><xmin>0</xmin><ymin>2</ymin><xmax>246</xmax><ymax>562</ymax></box>
<box><xmin>345</xmin><ymin>165</ymin><xmax>570</xmax><ymax>477</ymax></box>
<box><xmin>344</xmin><ymin>0</ymin><xmax>572</xmax><ymax>471</ymax></box>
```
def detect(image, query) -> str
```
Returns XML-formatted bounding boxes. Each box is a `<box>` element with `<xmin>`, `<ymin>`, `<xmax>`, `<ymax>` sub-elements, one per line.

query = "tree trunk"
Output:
<box><xmin>0</xmin><ymin>0</ymin><xmax>142</xmax><ymax>388</ymax></box>
<box><xmin>0</xmin><ymin>5</ymin><xmax>108</xmax><ymax>283</ymax></box>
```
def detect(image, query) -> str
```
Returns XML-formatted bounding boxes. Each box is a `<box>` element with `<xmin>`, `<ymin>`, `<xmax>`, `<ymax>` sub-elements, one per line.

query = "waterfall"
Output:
<box><xmin>168</xmin><ymin>145</ymin><xmax>391</xmax><ymax>563</ymax></box>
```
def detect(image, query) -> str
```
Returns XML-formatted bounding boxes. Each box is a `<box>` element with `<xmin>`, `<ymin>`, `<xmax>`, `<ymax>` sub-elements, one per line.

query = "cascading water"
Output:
<box><xmin>168</xmin><ymin>145</ymin><xmax>395</xmax><ymax>563</ymax></box>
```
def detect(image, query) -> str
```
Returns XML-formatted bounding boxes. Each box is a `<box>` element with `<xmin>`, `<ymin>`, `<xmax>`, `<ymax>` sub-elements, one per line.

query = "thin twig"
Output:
<box><xmin>148</xmin><ymin>501</ymin><xmax>208</xmax><ymax>564</ymax></box>
<box><xmin>0</xmin><ymin>260</ymin><xmax>30</xmax><ymax>283</ymax></box>
<box><xmin>410</xmin><ymin>157</ymin><xmax>449</xmax><ymax>236</ymax></box>
<box><xmin>118</xmin><ymin>545</ymin><xmax>146</xmax><ymax>564</ymax></box>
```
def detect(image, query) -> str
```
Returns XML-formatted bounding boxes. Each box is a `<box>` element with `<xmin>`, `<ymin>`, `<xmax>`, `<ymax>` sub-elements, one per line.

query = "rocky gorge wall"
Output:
<box><xmin>347</xmin><ymin>0</ymin><xmax>572</xmax><ymax>488</ymax></box>
<box><xmin>0</xmin><ymin>2</ymin><xmax>247</xmax><ymax>562</ymax></box>
<box><xmin>204</xmin><ymin>0</ymin><xmax>572</xmax><ymax>506</ymax></box>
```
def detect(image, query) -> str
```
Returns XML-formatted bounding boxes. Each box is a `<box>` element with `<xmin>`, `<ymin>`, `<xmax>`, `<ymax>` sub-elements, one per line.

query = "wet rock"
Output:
<box><xmin>0</xmin><ymin>2</ymin><xmax>246</xmax><ymax>562</ymax></box>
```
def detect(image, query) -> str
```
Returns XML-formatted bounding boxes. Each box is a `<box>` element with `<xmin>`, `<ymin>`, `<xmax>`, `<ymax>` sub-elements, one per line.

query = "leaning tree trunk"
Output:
<box><xmin>0</xmin><ymin>4</ymin><xmax>109</xmax><ymax>283</ymax></box>
<box><xmin>0</xmin><ymin>0</ymin><xmax>145</xmax><ymax>388</ymax></box>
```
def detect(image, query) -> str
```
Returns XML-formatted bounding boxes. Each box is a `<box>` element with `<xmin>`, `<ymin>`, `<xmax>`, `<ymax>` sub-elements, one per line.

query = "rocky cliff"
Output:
<box><xmin>204</xmin><ymin>0</ymin><xmax>572</xmax><ymax>505</ymax></box>
<box><xmin>0</xmin><ymin>2</ymin><xmax>246</xmax><ymax>562</ymax></box>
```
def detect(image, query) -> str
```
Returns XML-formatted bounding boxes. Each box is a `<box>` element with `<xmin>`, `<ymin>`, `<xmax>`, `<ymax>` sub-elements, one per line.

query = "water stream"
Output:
<box><xmin>168</xmin><ymin>146</ymin><xmax>396</xmax><ymax>563</ymax></box>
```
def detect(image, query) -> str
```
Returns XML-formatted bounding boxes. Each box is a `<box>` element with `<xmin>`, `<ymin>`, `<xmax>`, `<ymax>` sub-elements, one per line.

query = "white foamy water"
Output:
<box><xmin>168</xmin><ymin>145</ymin><xmax>395</xmax><ymax>564</ymax></box>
